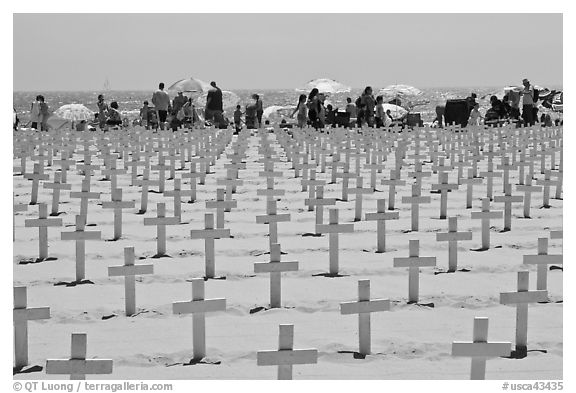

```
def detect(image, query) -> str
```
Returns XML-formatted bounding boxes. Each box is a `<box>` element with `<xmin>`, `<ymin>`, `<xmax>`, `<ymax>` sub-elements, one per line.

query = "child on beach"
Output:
<box><xmin>140</xmin><ymin>101</ymin><xmax>150</xmax><ymax>129</ymax></box>
<box><xmin>233</xmin><ymin>105</ymin><xmax>243</xmax><ymax>134</ymax></box>
<box><xmin>291</xmin><ymin>94</ymin><xmax>308</xmax><ymax>128</ymax></box>
<box><xmin>106</xmin><ymin>101</ymin><xmax>122</xmax><ymax>128</ymax></box>
<box><xmin>468</xmin><ymin>103</ymin><xmax>483</xmax><ymax>126</ymax></box>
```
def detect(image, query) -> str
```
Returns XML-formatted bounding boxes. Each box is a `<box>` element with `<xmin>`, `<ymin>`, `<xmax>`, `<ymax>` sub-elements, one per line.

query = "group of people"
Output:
<box><xmin>289</xmin><ymin>86</ymin><xmax>399</xmax><ymax>130</ymax></box>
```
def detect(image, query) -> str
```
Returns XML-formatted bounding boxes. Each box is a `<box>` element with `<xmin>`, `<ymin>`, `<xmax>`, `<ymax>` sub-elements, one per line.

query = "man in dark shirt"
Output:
<box><xmin>205</xmin><ymin>81</ymin><xmax>224</xmax><ymax>126</ymax></box>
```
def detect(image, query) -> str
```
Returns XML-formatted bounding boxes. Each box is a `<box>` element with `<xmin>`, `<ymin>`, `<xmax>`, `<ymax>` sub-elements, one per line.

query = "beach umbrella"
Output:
<box><xmin>378</xmin><ymin>84</ymin><xmax>428</xmax><ymax>108</ymax></box>
<box><xmin>54</xmin><ymin>104</ymin><xmax>94</xmax><ymax>121</ymax></box>
<box><xmin>296</xmin><ymin>78</ymin><xmax>351</xmax><ymax>94</ymax></box>
<box><xmin>167</xmin><ymin>77</ymin><xmax>210</xmax><ymax>94</ymax></box>
<box><xmin>381</xmin><ymin>103</ymin><xmax>408</xmax><ymax>120</ymax></box>
<box><xmin>195</xmin><ymin>90</ymin><xmax>241</xmax><ymax>110</ymax></box>
<box><xmin>262</xmin><ymin>105</ymin><xmax>295</xmax><ymax>120</ymax></box>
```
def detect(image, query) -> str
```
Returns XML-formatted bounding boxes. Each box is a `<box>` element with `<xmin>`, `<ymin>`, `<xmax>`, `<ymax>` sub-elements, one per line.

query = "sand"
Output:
<box><xmin>13</xmin><ymin>126</ymin><xmax>562</xmax><ymax>380</ymax></box>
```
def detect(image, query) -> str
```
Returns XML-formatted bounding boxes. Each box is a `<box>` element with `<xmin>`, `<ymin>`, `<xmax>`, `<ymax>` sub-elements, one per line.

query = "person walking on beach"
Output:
<box><xmin>245</xmin><ymin>97</ymin><xmax>258</xmax><ymax>129</ymax></box>
<box><xmin>291</xmin><ymin>94</ymin><xmax>308</xmax><ymax>128</ymax></box>
<box><xmin>152</xmin><ymin>82</ymin><xmax>171</xmax><ymax>130</ymax></box>
<box><xmin>253</xmin><ymin>94</ymin><xmax>263</xmax><ymax>128</ymax></box>
<box><xmin>375</xmin><ymin>95</ymin><xmax>385</xmax><ymax>128</ymax></box>
<box><xmin>30</xmin><ymin>95</ymin><xmax>42</xmax><ymax>130</ymax></box>
<box><xmin>360</xmin><ymin>86</ymin><xmax>376</xmax><ymax>127</ymax></box>
<box><xmin>140</xmin><ymin>101</ymin><xmax>151</xmax><ymax>129</ymax></box>
<box><xmin>345</xmin><ymin>97</ymin><xmax>357</xmax><ymax>119</ymax></box>
<box><xmin>39</xmin><ymin>95</ymin><xmax>50</xmax><ymax>131</ymax></box>
<box><xmin>205</xmin><ymin>81</ymin><xmax>224</xmax><ymax>127</ymax></box>
<box><xmin>97</xmin><ymin>94</ymin><xmax>109</xmax><ymax>130</ymax></box>
<box><xmin>306</xmin><ymin>88</ymin><xmax>322</xmax><ymax>130</ymax></box>
<box><xmin>233</xmin><ymin>104</ymin><xmax>243</xmax><ymax>133</ymax></box>
<box><xmin>520</xmin><ymin>78</ymin><xmax>535</xmax><ymax>126</ymax></box>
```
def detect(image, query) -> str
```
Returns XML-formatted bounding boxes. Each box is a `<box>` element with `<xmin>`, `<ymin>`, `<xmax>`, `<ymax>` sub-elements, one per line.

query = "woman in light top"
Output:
<box><xmin>468</xmin><ymin>103</ymin><xmax>483</xmax><ymax>126</ymax></box>
<box><xmin>291</xmin><ymin>94</ymin><xmax>308</xmax><ymax>128</ymax></box>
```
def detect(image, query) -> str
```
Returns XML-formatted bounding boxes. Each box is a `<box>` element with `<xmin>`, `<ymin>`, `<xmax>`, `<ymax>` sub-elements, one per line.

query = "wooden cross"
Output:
<box><xmin>365</xmin><ymin>199</ymin><xmax>399</xmax><ymax>253</ymax></box>
<box><xmin>348</xmin><ymin>176</ymin><xmax>373</xmax><ymax>222</ymax></box>
<box><xmin>493</xmin><ymin>183</ymin><xmax>523</xmax><ymax>231</ymax></box>
<box><xmin>24</xmin><ymin>163</ymin><xmax>48</xmax><ymax>205</ymax></box>
<box><xmin>206</xmin><ymin>188</ymin><xmax>237</xmax><ymax>229</ymax></box>
<box><xmin>471</xmin><ymin>198</ymin><xmax>503</xmax><ymax>250</ymax></box>
<box><xmin>336</xmin><ymin>162</ymin><xmax>356</xmax><ymax>201</ymax></box>
<box><xmin>256</xmin><ymin>199</ymin><xmax>291</xmax><ymax>250</ymax></box>
<box><xmin>305</xmin><ymin>185</ymin><xmax>336</xmax><ymax>229</ymax></box>
<box><xmin>516</xmin><ymin>175</ymin><xmax>542</xmax><ymax>218</ymax></box>
<box><xmin>496</xmin><ymin>157</ymin><xmax>518</xmax><ymax>193</ymax></box>
<box><xmin>163</xmin><ymin>178</ymin><xmax>191</xmax><ymax>222</ymax></box>
<box><xmin>500</xmin><ymin>271</ymin><xmax>548</xmax><ymax>355</ymax></box>
<box><xmin>181</xmin><ymin>162</ymin><xmax>206</xmax><ymax>203</ymax></box>
<box><xmin>101</xmin><ymin>188</ymin><xmax>135</xmax><ymax>240</ymax></box>
<box><xmin>340</xmin><ymin>280</ymin><xmax>390</xmax><ymax>355</ymax></box>
<box><xmin>190</xmin><ymin>213</ymin><xmax>231</xmax><ymax>279</ymax></box>
<box><xmin>254</xmin><ymin>243</ymin><xmax>299</xmax><ymax>308</ymax></box>
<box><xmin>393</xmin><ymin>240</ymin><xmax>437</xmax><ymax>303</ymax></box>
<box><xmin>301</xmin><ymin>170</ymin><xmax>325</xmax><ymax>208</ymax></box>
<box><xmin>53</xmin><ymin>151</ymin><xmax>75</xmax><ymax>183</ymax></box>
<box><xmin>460</xmin><ymin>168</ymin><xmax>483</xmax><ymax>209</ymax></box>
<box><xmin>46</xmin><ymin>333</ymin><xmax>113</xmax><ymax>380</ymax></box>
<box><xmin>401</xmin><ymin>183</ymin><xmax>431</xmax><ymax>232</ymax></box>
<box><xmin>43</xmin><ymin>171</ymin><xmax>72</xmax><ymax>216</ymax></box>
<box><xmin>451</xmin><ymin>317</ymin><xmax>511</xmax><ymax>380</ymax></box>
<box><xmin>134</xmin><ymin>168</ymin><xmax>159</xmax><ymax>214</ymax></box>
<box><xmin>100</xmin><ymin>156</ymin><xmax>126</xmax><ymax>194</ymax></box>
<box><xmin>257</xmin><ymin>324</ymin><xmax>318</xmax><ymax>380</ymax></box>
<box><xmin>436</xmin><ymin>217</ymin><xmax>473</xmax><ymax>273</ymax></box>
<box><xmin>13</xmin><ymin>286</ymin><xmax>50</xmax><ymax>368</ymax></box>
<box><xmin>479</xmin><ymin>159</ymin><xmax>502</xmax><ymax>201</ymax></box>
<box><xmin>143</xmin><ymin>203</ymin><xmax>180</xmax><ymax>256</ymax></box>
<box><xmin>172</xmin><ymin>278</ymin><xmax>226</xmax><ymax>361</ymax></box>
<box><xmin>381</xmin><ymin>170</ymin><xmax>406</xmax><ymax>210</ymax></box>
<box><xmin>151</xmin><ymin>155</ymin><xmax>170</xmax><ymax>193</ymax></box>
<box><xmin>24</xmin><ymin>203</ymin><xmax>63</xmax><ymax>260</ymax></box>
<box><xmin>315</xmin><ymin>209</ymin><xmax>354</xmax><ymax>275</ymax></box>
<box><xmin>108</xmin><ymin>247</ymin><xmax>154</xmax><ymax>316</ymax></box>
<box><xmin>431</xmin><ymin>172</ymin><xmax>459</xmax><ymax>219</ymax></box>
<box><xmin>536</xmin><ymin>170</ymin><xmax>557</xmax><ymax>208</ymax></box>
<box><xmin>69</xmin><ymin>179</ymin><xmax>101</xmax><ymax>224</ymax></box>
<box><xmin>523</xmin><ymin>238</ymin><xmax>563</xmax><ymax>291</ymax></box>
<box><xmin>61</xmin><ymin>215</ymin><xmax>101</xmax><ymax>281</ymax></box>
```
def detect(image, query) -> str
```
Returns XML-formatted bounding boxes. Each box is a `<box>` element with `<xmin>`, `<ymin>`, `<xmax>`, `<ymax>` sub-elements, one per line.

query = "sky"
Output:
<box><xmin>13</xmin><ymin>13</ymin><xmax>563</xmax><ymax>91</ymax></box>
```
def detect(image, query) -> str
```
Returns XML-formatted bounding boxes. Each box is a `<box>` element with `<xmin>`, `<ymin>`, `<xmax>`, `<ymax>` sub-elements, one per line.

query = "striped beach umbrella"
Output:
<box><xmin>54</xmin><ymin>104</ymin><xmax>94</xmax><ymax>121</ymax></box>
<box><xmin>297</xmin><ymin>78</ymin><xmax>351</xmax><ymax>94</ymax></box>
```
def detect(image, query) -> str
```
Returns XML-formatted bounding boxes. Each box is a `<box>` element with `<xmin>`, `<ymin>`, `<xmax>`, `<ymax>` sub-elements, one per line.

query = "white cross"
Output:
<box><xmin>401</xmin><ymin>183</ymin><xmax>431</xmax><ymax>232</ymax></box>
<box><xmin>305</xmin><ymin>185</ymin><xmax>336</xmax><ymax>228</ymax></box>
<box><xmin>315</xmin><ymin>209</ymin><xmax>354</xmax><ymax>275</ymax></box>
<box><xmin>256</xmin><ymin>199</ymin><xmax>291</xmax><ymax>250</ymax></box>
<box><xmin>500</xmin><ymin>271</ymin><xmax>548</xmax><ymax>355</ymax></box>
<box><xmin>143</xmin><ymin>202</ymin><xmax>180</xmax><ymax>256</ymax></box>
<box><xmin>254</xmin><ymin>243</ymin><xmax>299</xmax><ymax>308</ymax></box>
<box><xmin>69</xmin><ymin>178</ymin><xmax>100</xmax><ymax>224</ymax></box>
<box><xmin>172</xmin><ymin>278</ymin><xmax>226</xmax><ymax>361</ymax></box>
<box><xmin>452</xmin><ymin>317</ymin><xmax>511</xmax><ymax>380</ymax></box>
<box><xmin>523</xmin><ymin>238</ymin><xmax>563</xmax><ymax>291</ymax></box>
<box><xmin>431</xmin><ymin>172</ymin><xmax>459</xmax><ymax>219</ymax></box>
<box><xmin>348</xmin><ymin>176</ymin><xmax>373</xmax><ymax>221</ymax></box>
<box><xmin>61</xmin><ymin>215</ymin><xmax>101</xmax><ymax>282</ymax></box>
<box><xmin>536</xmin><ymin>170</ymin><xmax>558</xmax><ymax>208</ymax></box>
<box><xmin>24</xmin><ymin>203</ymin><xmax>63</xmax><ymax>260</ymax></box>
<box><xmin>460</xmin><ymin>168</ymin><xmax>483</xmax><ymax>209</ymax></box>
<box><xmin>471</xmin><ymin>198</ymin><xmax>503</xmax><ymax>250</ymax></box>
<box><xmin>46</xmin><ymin>333</ymin><xmax>113</xmax><ymax>380</ymax></box>
<box><xmin>43</xmin><ymin>171</ymin><xmax>72</xmax><ymax>216</ymax></box>
<box><xmin>340</xmin><ymin>279</ymin><xmax>390</xmax><ymax>355</ymax></box>
<box><xmin>108</xmin><ymin>247</ymin><xmax>154</xmax><ymax>316</ymax></box>
<box><xmin>206</xmin><ymin>188</ymin><xmax>237</xmax><ymax>229</ymax></box>
<box><xmin>24</xmin><ymin>163</ymin><xmax>48</xmax><ymax>205</ymax></box>
<box><xmin>257</xmin><ymin>324</ymin><xmax>318</xmax><ymax>380</ymax></box>
<box><xmin>101</xmin><ymin>188</ymin><xmax>135</xmax><ymax>240</ymax></box>
<box><xmin>365</xmin><ymin>199</ymin><xmax>399</xmax><ymax>253</ymax></box>
<box><xmin>134</xmin><ymin>168</ymin><xmax>160</xmax><ymax>214</ymax></box>
<box><xmin>181</xmin><ymin>162</ymin><xmax>206</xmax><ymax>202</ymax></box>
<box><xmin>381</xmin><ymin>170</ymin><xmax>406</xmax><ymax>210</ymax></box>
<box><xmin>190</xmin><ymin>213</ymin><xmax>231</xmax><ymax>279</ymax></box>
<box><xmin>13</xmin><ymin>286</ymin><xmax>50</xmax><ymax>368</ymax></box>
<box><xmin>393</xmin><ymin>239</ymin><xmax>436</xmax><ymax>303</ymax></box>
<box><xmin>479</xmin><ymin>159</ymin><xmax>502</xmax><ymax>201</ymax></box>
<box><xmin>435</xmin><ymin>217</ymin><xmax>472</xmax><ymax>272</ymax></box>
<box><xmin>493</xmin><ymin>183</ymin><xmax>523</xmax><ymax>231</ymax></box>
<box><xmin>516</xmin><ymin>175</ymin><xmax>542</xmax><ymax>218</ymax></box>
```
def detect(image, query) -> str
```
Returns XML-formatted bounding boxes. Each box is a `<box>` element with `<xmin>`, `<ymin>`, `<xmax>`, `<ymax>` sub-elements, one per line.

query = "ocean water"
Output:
<box><xmin>10</xmin><ymin>86</ymin><xmax>549</xmax><ymax>124</ymax></box>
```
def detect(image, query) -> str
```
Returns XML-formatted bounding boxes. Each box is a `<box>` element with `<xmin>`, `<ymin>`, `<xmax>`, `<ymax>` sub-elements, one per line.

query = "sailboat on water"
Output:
<box><xmin>103</xmin><ymin>77</ymin><xmax>111</xmax><ymax>92</ymax></box>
